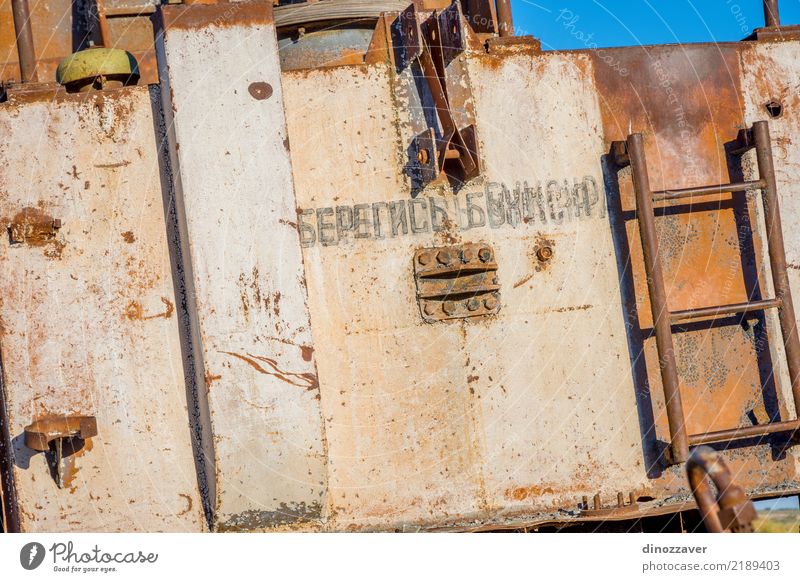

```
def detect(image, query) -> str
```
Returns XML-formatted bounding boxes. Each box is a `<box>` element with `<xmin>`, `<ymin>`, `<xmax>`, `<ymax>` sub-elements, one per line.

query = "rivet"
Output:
<box><xmin>478</xmin><ymin>247</ymin><xmax>492</xmax><ymax>262</ymax></box>
<box><xmin>418</xmin><ymin>251</ymin><xmax>432</xmax><ymax>266</ymax></box>
<box><xmin>442</xmin><ymin>300</ymin><xmax>456</xmax><ymax>315</ymax></box>
<box><xmin>248</xmin><ymin>82</ymin><xmax>273</xmax><ymax>101</ymax></box>
<box><xmin>423</xmin><ymin>303</ymin><xmax>437</xmax><ymax>316</ymax></box>
<box><xmin>461</xmin><ymin>248</ymin><xmax>476</xmax><ymax>263</ymax></box>
<box><xmin>438</xmin><ymin>249</ymin><xmax>454</xmax><ymax>265</ymax></box>
<box><xmin>484</xmin><ymin>295</ymin><xmax>498</xmax><ymax>310</ymax></box>
<box><xmin>466</xmin><ymin>298</ymin><xmax>480</xmax><ymax>311</ymax></box>
<box><xmin>536</xmin><ymin>245</ymin><xmax>553</xmax><ymax>262</ymax></box>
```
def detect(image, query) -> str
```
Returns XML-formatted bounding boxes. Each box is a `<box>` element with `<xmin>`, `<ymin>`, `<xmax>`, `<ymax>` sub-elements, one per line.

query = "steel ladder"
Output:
<box><xmin>620</xmin><ymin>120</ymin><xmax>800</xmax><ymax>464</ymax></box>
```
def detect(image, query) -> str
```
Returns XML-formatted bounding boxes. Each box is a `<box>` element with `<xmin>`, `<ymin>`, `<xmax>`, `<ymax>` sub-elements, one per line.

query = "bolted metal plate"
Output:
<box><xmin>437</xmin><ymin>0</ymin><xmax>466</xmax><ymax>66</ymax></box>
<box><xmin>392</xmin><ymin>3</ymin><xmax>422</xmax><ymax>70</ymax></box>
<box><xmin>414</xmin><ymin>242</ymin><xmax>500</xmax><ymax>322</ymax></box>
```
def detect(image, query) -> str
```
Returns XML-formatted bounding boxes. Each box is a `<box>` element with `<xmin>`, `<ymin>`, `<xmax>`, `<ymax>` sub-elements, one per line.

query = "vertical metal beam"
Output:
<box><xmin>753</xmin><ymin>120</ymin><xmax>800</xmax><ymax>417</ymax></box>
<box><xmin>764</xmin><ymin>0</ymin><xmax>781</xmax><ymax>27</ymax></box>
<box><xmin>96</xmin><ymin>0</ymin><xmax>112</xmax><ymax>48</ymax></box>
<box><xmin>11</xmin><ymin>0</ymin><xmax>37</xmax><ymax>82</ymax></box>
<box><xmin>627</xmin><ymin>133</ymin><xmax>689</xmax><ymax>464</ymax></box>
<box><xmin>495</xmin><ymin>0</ymin><xmax>513</xmax><ymax>37</ymax></box>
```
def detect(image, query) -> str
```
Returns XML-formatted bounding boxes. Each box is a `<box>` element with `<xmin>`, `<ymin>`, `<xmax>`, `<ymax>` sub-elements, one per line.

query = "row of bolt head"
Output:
<box><xmin>424</xmin><ymin>294</ymin><xmax>499</xmax><ymax>316</ymax></box>
<box><xmin>418</xmin><ymin>247</ymin><xmax>493</xmax><ymax>267</ymax></box>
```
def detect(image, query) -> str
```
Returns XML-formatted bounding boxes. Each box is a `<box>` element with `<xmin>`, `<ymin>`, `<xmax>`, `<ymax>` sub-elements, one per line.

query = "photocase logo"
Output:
<box><xmin>20</xmin><ymin>542</ymin><xmax>46</xmax><ymax>570</ymax></box>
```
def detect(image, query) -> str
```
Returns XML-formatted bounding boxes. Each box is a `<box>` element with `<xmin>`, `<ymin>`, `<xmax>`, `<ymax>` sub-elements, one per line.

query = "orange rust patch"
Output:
<box><xmin>505</xmin><ymin>485</ymin><xmax>555</xmax><ymax>501</ymax></box>
<box><xmin>125</xmin><ymin>301</ymin><xmax>143</xmax><ymax>321</ymax></box>
<box><xmin>121</xmin><ymin>231</ymin><xmax>136</xmax><ymax>244</ymax></box>
<box><xmin>158</xmin><ymin>1</ymin><xmax>274</xmax><ymax>32</ymax></box>
<box><xmin>300</xmin><ymin>345</ymin><xmax>314</xmax><ymax>362</ymax></box>
<box><xmin>204</xmin><ymin>369</ymin><xmax>222</xmax><ymax>387</ymax></box>
<box><xmin>7</xmin><ymin>207</ymin><xmax>65</xmax><ymax>258</ymax></box>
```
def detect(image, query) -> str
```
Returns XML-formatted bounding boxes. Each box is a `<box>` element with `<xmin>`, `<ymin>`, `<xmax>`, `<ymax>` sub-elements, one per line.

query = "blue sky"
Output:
<box><xmin>512</xmin><ymin>0</ymin><xmax>800</xmax><ymax>49</ymax></box>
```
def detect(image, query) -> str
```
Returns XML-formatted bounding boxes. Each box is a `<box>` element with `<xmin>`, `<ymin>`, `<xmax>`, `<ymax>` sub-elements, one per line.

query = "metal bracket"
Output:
<box><xmin>609</xmin><ymin>140</ymin><xmax>630</xmax><ymax>168</ymax></box>
<box><xmin>24</xmin><ymin>416</ymin><xmax>98</xmax><ymax>488</ymax></box>
<box><xmin>9</xmin><ymin>212</ymin><xmax>61</xmax><ymax>245</ymax></box>
<box><xmin>398</xmin><ymin>2</ymin><xmax>481</xmax><ymax>188</ymax></box>
<box><xmin>414</xmin><ymin>243</ymin><xmax>500</xmax><ymax>322</ymax></box>
<box><xmin>687</xmin><ymin>447</ymin><xmax>757</xmax><ymax>533</ymax></box>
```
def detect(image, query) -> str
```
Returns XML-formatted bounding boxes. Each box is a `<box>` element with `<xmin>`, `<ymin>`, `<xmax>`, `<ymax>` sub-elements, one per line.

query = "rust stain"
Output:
<box><xmin>205</xmin><ymin>370</ymin><xmax>222</xmax><ymax>387</ymax></box>
<box><xmin>94</xmin><ymin>161</ymin><xmax>131</xmax><ymax>169</ymax></box>
<box><xmin>505</xmin><ymin>484</ymin><xmax>555</xmax><ymax>501</ymax></box>
<box><xmin>6</xmin><ymin>207</ymin><xmax>64</xmax><ymax>258</ymax></box>
<box><xmin>432</xmin><ymin>218</ymin><xmax>461</xmax><ymax>246</ymax></box>
<box><xmin>60</xmin><ymin>436</ymin><xmax>94</xmax><ymax>491</ymax></box>
<box><xmin>125</xmin><ymin>297</ymin><xmax>173</xmax><ymax>321</ymax></box>
<box><xmin>272</xmin><ymin>291</ymin><xmax>281</xmax><ymax>316</ymax></box>
<box><xmin>159</xmin><ymin>1</ymin><xmax>274</xmax><ymax>32</ymax></box>
<box><xmin>221</xmin><ymin>351</ymin><xmax>319</xmax><ymax>391</ymax></box>
<box><xmin>124</xmin><ymin>300</ymin><xmax>143</xmax><ymax>321</ymax></box>
<box><xmin>512</xmin><ymin>274</ymin><xmax>534</xmax><ymax>288</ymax></box>
<box><xmin>177</xmin><ymin>493</ymin><xmax>193</xmax><ymax>516</ymax></box>
<box><xmin>300</xmin><ymin>345</ymin><xmax>314</xmax><ymax>362</ymax></box>
<box><xmin>121</xmin><ymin>231</ymin><xmax>136</xmax><ymax>244</ymax></box>
<box><xmin>143</xmin><ymin>297</ymin><xmax>175</xmax><ymax>320</ymax></box>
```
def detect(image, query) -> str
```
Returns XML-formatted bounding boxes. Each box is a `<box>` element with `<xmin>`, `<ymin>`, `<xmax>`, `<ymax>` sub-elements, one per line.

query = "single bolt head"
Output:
<box><xmin>461</xmin><ymin>248</ymin><xmax>476</xmax><ymax>262</ymax></box>
<box><xmin>423</xmin><ymin>303</ymin><xmax>437</xmax><ymax>316</ymax></box>
<box><xmin>418</xmin><ymin>251</ymin><xmax>432</xmax><ymax>266</ymax></box>
<box><xmin>438</xmin><ymin>249</ymin><xmax>454</xmax><ymax>265</ymax></box>
<box><xmin>442</xmin><ymin>300</ymin><xmax>457</xmax><ymax>315</ymax></box>
<box><xmin>478</xmin><ymin>247</ymin><xmax>492</xmax><ymax>262</ymax></box>
<box><xmin>537</xmin><ymin>245</ymin><xmax>553</xmax><ymax>262</ymax></box>
<box><xmin>484</xmin><ymin>295</ymin><xmax>499</xmax><ymax>310</ymax></box>
<box><xmin>466</xmin><ymin>298</ymin><xmax>480</xmax><ymax>312</ymax></box>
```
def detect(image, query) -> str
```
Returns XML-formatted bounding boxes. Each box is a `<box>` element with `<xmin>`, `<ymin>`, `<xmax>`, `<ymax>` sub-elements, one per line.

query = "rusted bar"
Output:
<box><xmin>764</xmin><ymin>0</ymin><xmax>781</xmax><ymax>27</ymax></box>
<box><xmin>689</xmin><ymin>419</ymin><xmax>800</xmax><ymax>445</ymax></box>
<box><xmin>669</xmin><ymin>298</ymin><xmax>780</xmax><ymax>324</ymax></box>
<box><xmin>686</xmin><ymin>448</ymin><xmax>725</xmax><ymax>533</ymax></box>
<box><xmin>11</xmin><ymin>0</ymin><xmax>37</xmax><ymax>82</ymax></box>
<box><xmin>96</xmin><ymin>0</ymin><xmax>112</xmax><ymax>48</ymax></box>
<box><xmin>496</xmin><ymin>0</ymin><xmax>513</xmax><ymax>37</ymax></box>
<box><xmin>628</xmin><ymin>133</ymin><xmax>689</xmax><ymax>464</ymax></box>
<box><xmin>753</xmin><ymin>120</ymin><xmax>800</xmax><ymax>417</ymax></box>
<box><xmin>652</xmin><ymin>179</ymin><xmax>766</xmax><ymax>202</ymax></box>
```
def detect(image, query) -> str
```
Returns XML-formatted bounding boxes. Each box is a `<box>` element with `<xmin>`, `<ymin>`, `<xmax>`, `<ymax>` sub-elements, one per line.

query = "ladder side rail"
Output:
<box><xmin>627</xmin><ymin>133</ymin><xmax>690</xmax><ymax>464</ymax></box>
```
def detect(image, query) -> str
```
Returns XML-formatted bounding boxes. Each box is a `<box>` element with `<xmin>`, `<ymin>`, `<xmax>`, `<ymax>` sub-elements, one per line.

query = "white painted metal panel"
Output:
<box><xmin>740</xmin><ymin>42</ymin><xmax>800</xmax><ymax>477</ymax></box>
<box><xmin>155</xmin><ymin>2</ymin><xmax>328</xmax><ymax>530</ymax></box>
<box><xmin>0</xmin><ymin>86</ymin><xmax>205</xmax><ymax>532</ymax></box>
<box><xmin>283</xmin><ymin>51</ymin><xmax>647</xmax><ymax>529</ymax></box>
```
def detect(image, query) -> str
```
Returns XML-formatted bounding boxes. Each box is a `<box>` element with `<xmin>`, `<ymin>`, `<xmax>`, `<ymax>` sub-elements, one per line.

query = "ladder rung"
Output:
<box><xmin>689</xmin><ymin>419</ymin><xmax>800</xmax><ymax>446</ymax></box>
<box><xmin>669</xmin><ymin>298</ymin><xmax>780</xmax><ymax>323</ymax></box>
<box><xmin>652</xmin><ymin>179</ymin><xmax>766</xmax><ymax>202</ymax></box>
